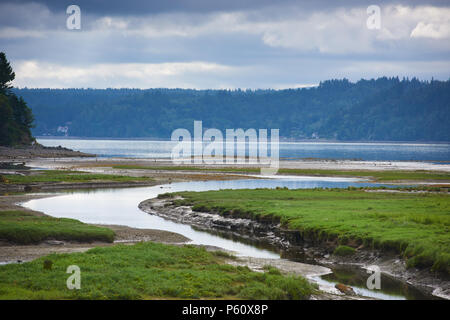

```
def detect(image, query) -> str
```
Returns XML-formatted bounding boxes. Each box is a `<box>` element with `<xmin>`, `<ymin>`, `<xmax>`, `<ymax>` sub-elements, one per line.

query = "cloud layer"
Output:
<box><xmin>1</xmin><ymin>0</ymin><xmax>449</xmax><ymax>88</ymax></box>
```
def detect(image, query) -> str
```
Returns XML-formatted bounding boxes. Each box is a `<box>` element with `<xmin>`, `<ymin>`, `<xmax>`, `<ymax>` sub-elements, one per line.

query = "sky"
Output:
<box><xmin>1</xmin><ymin>0</ymin><xmax>449</xmax><ymax>89</ymax></box>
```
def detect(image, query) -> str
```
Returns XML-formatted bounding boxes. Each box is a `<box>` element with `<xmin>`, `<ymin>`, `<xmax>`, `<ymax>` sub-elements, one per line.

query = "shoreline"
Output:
<box><xmin>35</xmin><ymin>136</ymin><xmax>450</xmax><ymax>145</ymax></box>
<box><xmin>0</xmin><ymin>145</ymin><xmax>94</xmax><ymax>159</ymax></box>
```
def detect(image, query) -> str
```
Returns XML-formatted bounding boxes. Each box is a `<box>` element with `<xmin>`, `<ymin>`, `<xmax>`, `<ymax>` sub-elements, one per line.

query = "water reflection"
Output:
<box><xmin>320</xmin><ymin>266</ymin><xmax>437</xmax><ymax>300</ymax></box>
<box><xmin>23</xmin><ymin>178</ymin><xmax>381</xmax><ymax>258</ymax></box>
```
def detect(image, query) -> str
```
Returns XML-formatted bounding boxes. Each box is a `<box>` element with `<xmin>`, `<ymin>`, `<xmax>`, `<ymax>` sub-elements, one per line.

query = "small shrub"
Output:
<box><xmin>213</xmin><ymin>250</ymin><xmax>236</xmax><ymax>259</ymax></box>
<box><xmin>263</xmin><ymin>265</ymin><xmax>282</xmax><ymax>275</ymax></box>
<box><xmin>333</xmin><ymin>245</ymin><xmax>356</xmax><ymax>257</ymax></box>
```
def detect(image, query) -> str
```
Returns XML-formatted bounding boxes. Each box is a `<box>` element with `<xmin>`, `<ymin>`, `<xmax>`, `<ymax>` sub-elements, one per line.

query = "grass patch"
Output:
<box><xmin>333</xmin><ymin>245</ymin><xmax>356</xmax><ymax>256</ymax></box>
<box><xmin>1</xmin><ymin>170</ymin><xmax>151</xmax><ymax>184</ymax></box>
<box><xmin>0</xmin><ymin>210</ymin><xmax>114</xmax><ymax>244</ymax></box>
<box><xmin>172</xmin><ymin>188</ymin><xmax>450</xmax><ymax>274</ymax></box>
<box><xmin>263</xmin><ymin>265</ymin><xmax>282</xmax><ymax>275</ymax></box>
<box><xmin>0</xmin><ymin>242</ymin><xmax>314</xmax><ymax>300</ymax></box>
<box><xmin>276</xmin><ymin>169</ymin><xmax>450</xmax><ymax>182</ymax></box>
<box><xmin>212</xmin><ymin>250</ymin><xmax>236</xmax><ymax>260</ymax></box>
<box><xmin>112</xmin><ymin>165</ymin><xmax>450</xmax><ymax>182</ymax></box>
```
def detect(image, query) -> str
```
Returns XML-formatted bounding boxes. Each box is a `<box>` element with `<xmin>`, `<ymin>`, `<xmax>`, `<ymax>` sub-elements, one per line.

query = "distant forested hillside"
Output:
<box><xmin>14</xmin><ymin>77</ymin><xmax>450</xmax><ymax>141</ymax></box>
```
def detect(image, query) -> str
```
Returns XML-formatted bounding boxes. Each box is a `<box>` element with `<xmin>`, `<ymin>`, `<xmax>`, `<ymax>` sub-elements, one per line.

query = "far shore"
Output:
<box><xmin>23</xmin><ymin>156</ymin><xmax>450</xmax><ymax>173</ymax></box>
<box><xmin>35</xmin><ymin>136</ymin><xmax>450</xmax><ymax>145</ymax></box>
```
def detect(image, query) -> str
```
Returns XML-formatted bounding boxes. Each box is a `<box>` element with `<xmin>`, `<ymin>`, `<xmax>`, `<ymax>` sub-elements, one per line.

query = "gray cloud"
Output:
<box><xmin>1</xmin><ymin>0</ymin><xmax>449</xmax><ymax>88</ymax></box>
<box><xmin>7</xmin><ymin>0</ymin><xmax>450</xmax><ymax>15</ymax></box>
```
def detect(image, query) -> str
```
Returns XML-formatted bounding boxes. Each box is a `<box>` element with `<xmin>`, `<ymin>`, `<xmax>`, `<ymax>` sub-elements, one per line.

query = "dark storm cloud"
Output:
<box><xmin>6</xmin><ymin>0</ymin><xmax>450</xmax><ymax>16</ymax></box>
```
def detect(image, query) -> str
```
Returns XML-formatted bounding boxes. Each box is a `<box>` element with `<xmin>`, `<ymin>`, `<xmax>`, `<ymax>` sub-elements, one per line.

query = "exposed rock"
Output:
<box><xmin>44</xmin><ymin>240</ymin><xmax>65</xmax><ymax>246</ymax></box>
<box><xmin>335</xmin><ymin>283</ymin><xmax>356</xmax><ymax>295</ymax></box>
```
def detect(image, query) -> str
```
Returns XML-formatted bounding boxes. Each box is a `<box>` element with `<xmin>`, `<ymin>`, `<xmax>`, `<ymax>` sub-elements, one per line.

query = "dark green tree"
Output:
<box><xmin>0</xmin><ymin>94</ymin><xmax>14</xmax><ymax>145</ymax></box>
<box><xmin>0</xmin><ymin>52</ymin><xmax>15</xmax><ymax>93</ymax></box>
<box><xmin>0</xmin><ymin>52</ymin><xmax>34</xmax><ymax>146</ymax></box>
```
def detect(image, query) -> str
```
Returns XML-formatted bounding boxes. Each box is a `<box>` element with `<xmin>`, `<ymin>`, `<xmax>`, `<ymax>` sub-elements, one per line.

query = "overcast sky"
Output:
<box><xmin>1</xmin><ymin>0</ymin><xmax>449</xmax><ymax>89</ymax></box>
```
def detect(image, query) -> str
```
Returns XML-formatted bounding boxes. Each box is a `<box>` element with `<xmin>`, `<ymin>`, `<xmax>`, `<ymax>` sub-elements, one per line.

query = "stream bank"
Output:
<box><xmin>139</xmin><ymin>196</ymin><xmax>449</xmax><ymax>300</ymax></box>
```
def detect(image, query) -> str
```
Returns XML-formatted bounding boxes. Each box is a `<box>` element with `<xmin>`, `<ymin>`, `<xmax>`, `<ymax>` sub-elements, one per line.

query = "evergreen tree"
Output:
<box><xmin>0</xmin><ymin>52</ymin><xmax>34</xmax><ymax>146</ymax></box>
<box><xmin>0</xmin><ymin>52</ymin><xmax>15</xmax><ymax>93</ymax></box>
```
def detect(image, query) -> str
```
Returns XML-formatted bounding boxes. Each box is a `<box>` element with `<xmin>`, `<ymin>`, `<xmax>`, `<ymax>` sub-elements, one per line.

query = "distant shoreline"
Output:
<box><xmin>35</xmin><ymin>136</ymin><xmax>450</xmax><ymax>145</ymax></box>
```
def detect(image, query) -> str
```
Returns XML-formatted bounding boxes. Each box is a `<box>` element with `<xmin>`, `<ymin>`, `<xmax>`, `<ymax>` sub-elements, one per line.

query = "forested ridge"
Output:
<box><xmin>14</xmin><ymin>77</ymin><xmax>450</xmax><ymax>141</ymax></box>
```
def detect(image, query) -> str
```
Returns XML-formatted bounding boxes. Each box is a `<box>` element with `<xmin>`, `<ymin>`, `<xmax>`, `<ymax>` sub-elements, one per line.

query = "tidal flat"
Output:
<box><xmin>0</xmin><ymin>157</ymin><xmax>449</xmax><ymax>300</ymax></box>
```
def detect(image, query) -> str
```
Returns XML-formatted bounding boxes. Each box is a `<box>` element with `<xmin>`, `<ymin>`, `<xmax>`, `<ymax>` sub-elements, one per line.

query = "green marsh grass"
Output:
<box><xmin>0</xmin><ymin>210</ymin><xmax>114</xmax><ymax>244</ymax></box>
<box><xmin>333</xmin><ymin>245</ymin><xmax>356</xmax><ymax>256</ymax></box>
<box><xmin>172</xmin><ymin>188</ymin><xmax>450</xmax><ymax>274</ymax></box>
<box><xmin>112</xmin><ymin>165</ymin><xmax>450</xmax><ymax>182</ymax></box>
<box><xmin>1</xmin><ymin>170</ymin><xmax>151</xmax><ymax>184</ymax></box>
<box><xmin>0</xmin><ymin>242</ymin><xmax>314</xmax><ymax>300</ymax></box>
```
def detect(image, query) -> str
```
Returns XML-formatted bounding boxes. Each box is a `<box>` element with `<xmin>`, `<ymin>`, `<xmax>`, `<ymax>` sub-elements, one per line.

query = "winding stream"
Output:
<box><xmin>22</xmin><ymin>177</ymin><xmax>435</xmax><ymax>300</ymax></box>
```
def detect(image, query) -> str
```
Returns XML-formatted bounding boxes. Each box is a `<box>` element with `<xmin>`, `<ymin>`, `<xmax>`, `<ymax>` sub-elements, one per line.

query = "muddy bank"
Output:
<box><xmin>139</xmin><ymin>197</ymin><xmax>289</xmax><ymax>248</ymax></box>
<box><xmin>0</xmin><ymin>242</ymin><xmax>112</xmax><ymax>264</ymax></box>
<box><xmin>24</xmin><ymin>156</ymin><xmax>450</xmax><ymax>174</ymax></box>
<box><xmin>0</xmin><ymin>180</ymin><xmax>161</xmax><ymax>193</ymax></box>
<box><xmin>0</xmin><ymin>193</ymin><xmax>52</xmax><ymax>213</ymax></box>
<box><xmin>0</xmin><ymin>144</ymin><xmax>93</xmax><ymax>160</ymax></box>
<box><xmin>139</xmin><ymin>197</ymin><xmax>450</xmax><ymax>300</ymax></box>
<box><xmin>97</xmin><ymin>224</ymin><xmax>189</xmax><ymax>243</ymax></box>
<box><xmin>14</xmin><ymin>156</ymin><xmax>450</xmax><ymax>188</ymax></box>
<box><xmin>0</xmin><ymin>173</ymin><xmax>249</xmax><ymax>193</ymax></box>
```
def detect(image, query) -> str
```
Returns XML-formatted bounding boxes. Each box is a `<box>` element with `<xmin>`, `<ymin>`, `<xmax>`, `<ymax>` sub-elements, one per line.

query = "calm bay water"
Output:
<box><xmin>37</xmin><ymin>138</ymin><xmax>450</xmax><ymax>162</ymax></box>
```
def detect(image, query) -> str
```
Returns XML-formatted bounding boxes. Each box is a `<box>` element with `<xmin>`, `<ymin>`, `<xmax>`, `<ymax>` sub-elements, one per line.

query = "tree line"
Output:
<box><xmin>13</xmin><ymin>77</ymin><xmax>450</xmax><ymax>142</ymax></box>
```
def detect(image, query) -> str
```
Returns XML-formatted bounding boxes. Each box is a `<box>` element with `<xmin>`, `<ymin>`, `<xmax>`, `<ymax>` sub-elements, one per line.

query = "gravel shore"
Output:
<box><xmin>0</xmin><ymin>145</ymin><xmax>93</xmax><ymax>160</ymax></box>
